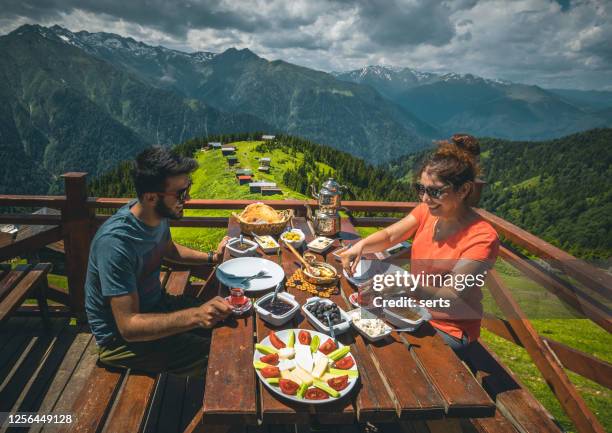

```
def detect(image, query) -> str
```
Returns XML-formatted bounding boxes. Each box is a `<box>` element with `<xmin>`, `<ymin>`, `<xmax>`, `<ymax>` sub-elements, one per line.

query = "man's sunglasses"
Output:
<box><xmin>156</xmin><ymin>181</ymin><xmax>192</xmax><ymax>202</ymax></box>
<box><xmin>413</xmin><ymin>182</ymin><xmax>451</xmax><ymax>199</ymax></box>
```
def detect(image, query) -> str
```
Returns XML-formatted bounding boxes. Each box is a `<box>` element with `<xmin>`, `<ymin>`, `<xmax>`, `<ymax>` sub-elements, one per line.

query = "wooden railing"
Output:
<box><xmin>0</xmin><ymin>173</ymin><xmax>609</xmax><ymax>433</ymax></box>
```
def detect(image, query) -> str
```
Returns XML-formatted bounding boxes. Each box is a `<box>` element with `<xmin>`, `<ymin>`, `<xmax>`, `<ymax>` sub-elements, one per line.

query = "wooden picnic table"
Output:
<box><xmin>192</xmin><ymin>217</ymin><xmax>495</xmax><ymax>431</ymax></box>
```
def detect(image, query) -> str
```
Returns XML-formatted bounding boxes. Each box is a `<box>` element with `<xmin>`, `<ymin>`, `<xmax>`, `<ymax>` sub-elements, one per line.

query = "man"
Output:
<box><xmin>85</xmin><ymin>146</ymin><xmax>232</xmax><ymax>377</ymax></box>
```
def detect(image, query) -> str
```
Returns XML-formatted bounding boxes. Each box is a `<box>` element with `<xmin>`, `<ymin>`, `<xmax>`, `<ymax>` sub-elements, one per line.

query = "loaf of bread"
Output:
<box><xmin>240</xmin><ymin>202</ymin><xmax>281</xmax><ymax>223</ymax></box>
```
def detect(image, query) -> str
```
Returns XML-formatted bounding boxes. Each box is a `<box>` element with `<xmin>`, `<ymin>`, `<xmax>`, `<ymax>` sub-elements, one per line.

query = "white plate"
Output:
<box><xmin>216</xmin><ymin>257</ymin><xmax>285</xmax><ymax>293</ymax></box>
<box><xmin>254</xmin><ymin>328</ymin><xmax>358</xmax><ymax>404</ymax></box>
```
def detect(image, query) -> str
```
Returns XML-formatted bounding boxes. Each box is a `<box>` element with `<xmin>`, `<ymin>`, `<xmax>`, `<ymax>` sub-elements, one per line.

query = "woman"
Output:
<box><xmin>340</xmin><ymin>134</ymin><xmax>499</xmax><ymax>354</ymax></box>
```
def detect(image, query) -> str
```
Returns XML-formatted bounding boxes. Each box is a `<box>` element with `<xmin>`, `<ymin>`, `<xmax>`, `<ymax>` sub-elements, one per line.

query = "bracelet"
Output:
<box><xmin>207</xmin><ymin>250</ymin><xmax>214</xmax><ymax>264</ymax></box>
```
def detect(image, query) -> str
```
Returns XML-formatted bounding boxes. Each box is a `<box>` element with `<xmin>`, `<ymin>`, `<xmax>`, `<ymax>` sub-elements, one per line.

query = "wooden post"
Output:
<box><xmin>487</xmin><ymin>270</ymin><xmax>606</xmax><ymax>433</ymax></box>
<box><xmin>61</xmin><ymin>172</ymin><xmax>93</xmax><ymax>320</ymax></box>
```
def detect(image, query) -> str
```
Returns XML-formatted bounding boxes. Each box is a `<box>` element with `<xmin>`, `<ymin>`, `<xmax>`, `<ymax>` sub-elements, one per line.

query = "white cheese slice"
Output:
<box><xmin>278</xmin><ymin>359</ymin><xmax>296</xmax><ymax>371</ymax></box>
<box><xmin>278</xmin><ymin>347</ymin><xmax>295</xmax><ymax>359</ymax></box>
<box><xmin>311</xmin><ymin>357</ymin><xmax>329</xmax><ymax>378</ymax></box>
<box><xmin>293</xmin><ymin>366</ymin><xmax>314</xmax><ymax>386</ymax></box>
<box><xmin>294</xmin><ymin>344</ymin><xmax>314</xmax><ymax>373</ymax></box>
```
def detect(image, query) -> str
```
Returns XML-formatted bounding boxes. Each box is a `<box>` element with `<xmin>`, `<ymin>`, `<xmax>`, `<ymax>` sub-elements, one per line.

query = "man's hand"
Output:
<box><xmin>195</xmin><ymin>296</ymin><xmax>233</xmax><ymax>328</ymax></box>
<box><xmin>214</xmin><ymin>236</ymin><xmax>230</xmax><ymax>262</ymax></box>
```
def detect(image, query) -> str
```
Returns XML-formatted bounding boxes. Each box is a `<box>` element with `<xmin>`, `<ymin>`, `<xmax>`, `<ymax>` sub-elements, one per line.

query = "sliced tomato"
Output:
<box><xmin>260</xmin><ymin>366</ymin><xmax>280</xmax><ymax>378</ymax></box>
<box><xmin>260</xmin><ymin>353</ymin><xmax>279</xmax><ymax>365</ymax></box>
<box><xmin>279</xmin><ymin>379</ymin><xmax>299</xmax><ymax>395</ymax></box>
<box><xmin>298</xmin><ymin>330</ymin><xmax>311</xmax><ymax>345</ymax></box>
<box><xmin>327</xmin><ymin>375</ymin><xmax>349</xmax><ymax>391</ymax></box>
<box><xmin>318</xmin><ymin>338</ymin><xmax>337</xmax><ymax>355</ymax></box>
<box><xmin>269</xmin><ymin>331</ymin><xmax>286</xmax><ymax>349</ymax></box>
<box><xmin>304</xmin><ymin>388</ymin><xmax>329</xmax><ymax>400</ymax></box>
<box><xmin>334</xmin><ymin>355</ymin><xmax>355</xmax><ymax>370</ymax></box>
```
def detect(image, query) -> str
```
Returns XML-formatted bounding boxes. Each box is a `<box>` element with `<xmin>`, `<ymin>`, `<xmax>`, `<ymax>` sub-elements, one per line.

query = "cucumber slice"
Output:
<box><xmin>255</xmin><ymin>343</ymin><xmax>278</xmax><ymax>355</ymax></box>
<box><xmin>266</xmin><ymin>378</ymin><xmax>280</xmax><ymax>385</ymax></box>
<box><xmin>287</xmin><ymin>330</ymin><xmax>295</xmax><ymax>348</ymax></box>
<box><xmin>310</xmin><ymin>335</ymin><xmax>320</xmax><ymax>353</ymax></box>
<box><xmin>328</xmin><ymin>346</ymin><xmax>350</xmax><ymax>361</ymax></box>
<box><xmin>313</xmin><ymin>379</ymin><xmax>340</xmax><ymax>398</ymax></box>
<box><xmin>329</xmin><ymin>368</ymin><xmax>358</xmax><ymax>378</ymax></box>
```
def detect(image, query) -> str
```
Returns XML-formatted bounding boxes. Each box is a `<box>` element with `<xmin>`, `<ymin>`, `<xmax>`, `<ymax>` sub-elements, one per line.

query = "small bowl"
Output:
<box><xmin>280</xmin><ymin>228</ymin><xmax>305</xmax><ymax>248</ymax></box>
<box><xmin>302</xmin><ymin>262</ymin><xmax>339</xmax><ymax>286</ymax></box>
<box><xmin>347</xmin><ymin>308</ymin><xmax>393</xmax><ymax>342</ymax></box>
<box><xmin>255</xmin><ymin>235</ymin><xmax>280</xmax><ymax>254</ymax></box>
<box><xmin>384</xmin><ymin>307</ymin><xmax>431</xmax><ymax>332</ymax></box>
<box><xmin>302</xmin><ymin>297</ymin><xmax>351</xmax><ymax>336</ymax></box>
<box><xmin>255</xmin><ymin>292</ymin><xmax>300</xmax><ymax>326</ymax></box>
<box><xmin>226</xmin><ymin>238</ymin><xmax>258</xmax><ymax>257</ymax></box>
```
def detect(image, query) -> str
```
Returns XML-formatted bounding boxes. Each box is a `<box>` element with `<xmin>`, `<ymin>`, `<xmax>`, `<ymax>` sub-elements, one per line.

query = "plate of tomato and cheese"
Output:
<box><xmin>253</xmin><ymin>328</ymin><xmax>358</xmax><ymax>404</ymax></box>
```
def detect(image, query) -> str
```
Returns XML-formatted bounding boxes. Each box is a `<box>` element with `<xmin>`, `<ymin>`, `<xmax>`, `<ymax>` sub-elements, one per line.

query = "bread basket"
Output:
<box><xmin>232</xmin><ymin>208</ymin><xmax>293</xmax><ymax>235</ymax></box>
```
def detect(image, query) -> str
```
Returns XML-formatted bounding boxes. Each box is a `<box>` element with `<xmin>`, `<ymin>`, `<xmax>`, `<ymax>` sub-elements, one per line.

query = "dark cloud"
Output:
<box><xmin>354</xmin><ymin>0</ymin><xmax>456</xmax><ymax>47</ymax></box>
<box><xmin>0</xmin><ymin>0</ymin><xmax>610</xmax><ymax>89</ymax></box>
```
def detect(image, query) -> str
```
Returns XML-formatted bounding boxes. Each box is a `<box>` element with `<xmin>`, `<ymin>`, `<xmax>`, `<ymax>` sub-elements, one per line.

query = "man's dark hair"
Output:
<box><xmin>132</xmin><ymin>147</ymin><xmax>198</xmax><ymax>199</ymax></box>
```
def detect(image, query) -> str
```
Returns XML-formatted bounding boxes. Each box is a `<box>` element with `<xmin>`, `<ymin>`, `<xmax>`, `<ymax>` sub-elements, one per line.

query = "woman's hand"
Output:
<box><xmin>340</xmin><ymin>242</ymin><xmax>364</xmax><ymax>276</ymax></box>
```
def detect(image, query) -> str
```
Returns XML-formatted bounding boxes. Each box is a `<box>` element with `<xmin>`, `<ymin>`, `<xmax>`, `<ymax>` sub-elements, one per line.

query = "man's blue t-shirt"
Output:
<box><xmin>85</xmin><ymin>200</ymin><xmax>170</xmax><ymax>345</ymax></box>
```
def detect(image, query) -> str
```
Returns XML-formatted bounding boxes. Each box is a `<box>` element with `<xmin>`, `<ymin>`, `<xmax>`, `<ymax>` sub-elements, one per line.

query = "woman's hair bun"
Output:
<box><xmin>450</xmin><ymin>133</ymin><xmax>480</xmax><ymax>156</ymax></box>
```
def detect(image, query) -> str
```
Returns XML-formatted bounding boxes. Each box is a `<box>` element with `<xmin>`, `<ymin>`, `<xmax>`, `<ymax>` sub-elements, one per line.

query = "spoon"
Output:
<box><xmin>284</xmin><ymin>241</ymin><xmax>316</xmax><ymax>274</ymax></box>
<box><xmin>271</xmin><ymin>281</ymin><xmax>282</xmax><ymax>305</ymax></box>
<box><xmin>239</xmin><ymin>234</ymin><xmax>244</xmax><ymax>246</ymax></box>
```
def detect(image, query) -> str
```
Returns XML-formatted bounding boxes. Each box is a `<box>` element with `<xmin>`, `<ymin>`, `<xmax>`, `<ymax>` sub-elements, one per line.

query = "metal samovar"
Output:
<box><xmin>308</xmin><ymin>178</ymin><xmax>347</xmax><ymax>236</ymax></box>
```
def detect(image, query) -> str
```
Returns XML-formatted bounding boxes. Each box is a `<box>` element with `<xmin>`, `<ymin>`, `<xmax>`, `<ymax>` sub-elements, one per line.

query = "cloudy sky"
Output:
<box><xmin>1</xmin><ymin>0</ymin><xmax>610</xmax><ymax>89</ymax></box>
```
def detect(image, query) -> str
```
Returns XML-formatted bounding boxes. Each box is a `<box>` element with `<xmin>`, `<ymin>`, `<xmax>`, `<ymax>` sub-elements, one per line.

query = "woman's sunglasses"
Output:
<box><xmin>156</xmin><ymin>181</ymin><xmax>192</xmax><ymax>203</ymax></box>
<box><xmin>413</xmin><ymin>182</ymin><xmax>451</xmax><ymax>199</ymax></box>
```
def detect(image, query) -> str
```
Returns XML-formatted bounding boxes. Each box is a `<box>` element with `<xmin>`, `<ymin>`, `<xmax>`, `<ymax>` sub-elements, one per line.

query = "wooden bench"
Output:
<box><xmin>55</xmin><ymin>269</ymin><xmax>203</xmax><ymax>433</ymax></box>
<box><xmin>0</xmin><ymin>263</ymin><xmax>51</xmax><ymax>325</ymax></box>
<box><xmin>465</xmin><ymin>340</ymin><xmax>562</xmax><ymax>433</ymax></box>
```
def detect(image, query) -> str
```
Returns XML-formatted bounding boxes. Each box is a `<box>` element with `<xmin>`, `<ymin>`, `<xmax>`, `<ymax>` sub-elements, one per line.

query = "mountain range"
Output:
<box><xmin>334</xmin><ymin>66</ymin><xmax>612</xmax><ymax>140</ymax></box>
<box><xmin>1</xmin><ymin>24</ymin><xmax>610</xmax><ymax>194</ymax></box>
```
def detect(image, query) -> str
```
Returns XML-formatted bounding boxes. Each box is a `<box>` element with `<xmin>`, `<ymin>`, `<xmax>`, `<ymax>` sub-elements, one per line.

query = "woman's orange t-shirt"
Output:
<box><xmin>408</xmin><ymin>203</ymin><xmax>499</xmax><ymax>342</ymax></box>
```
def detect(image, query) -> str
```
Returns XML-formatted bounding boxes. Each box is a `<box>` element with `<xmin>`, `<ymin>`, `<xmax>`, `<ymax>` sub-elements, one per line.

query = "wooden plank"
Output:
<box><xmin>482</xmin><ymin>314</ymin><xmax>612</xmax><ymax>389</ymax></box>
<box><xmin>33</xmin><ymin>332</ymin><xmax>93</xmax><ymax>433</ymax></box>
<box><xmin>466</xmin><ymin>410</ymin><xmax>519</xmax><ymax>433</ymax></box>
<box><xmin>0</xmin><ymin>213</ymin><xmax>62</xmax><ymax>225</ymax></box>
<box><xmin>0</xmin><ymin>226</ymin><xmax>62</xmax><ymax>262</ymax></box>
<box><xmin>165</xmin><ymin>271</ymin><xmax>192</xmax><ymax>296</ymax></box>
<box><xmin>180</xmin><ymin>376</ymin><xmax>206</xmax><ymax>433</ymax></box>
<box><xmin>88</xmin><ymin>198</ymin><xmax>419</xmax><ymax>213</ymax></box>
<box><xmin>499</xmin><ymin>245</ymin><xmax>612</xmax><ymax>332</ymax></box>
<box><xmin>55</xmin><ymin>364</ymin><xmax>124</xmax><ymax>433</ymax></box>
<box><xmin>0</xmin><ymin>194</ymin><xmax>67</xmax><ymax>208</ymax></box>
<box><xmin>466</xmin><ymin>341</ymin><xmax>562</xmax><ymax>433</ymax></box>
<box><xmin>401</xmin><ymin>325</ymin><xmax>495</xmax><ymax>418</ymax></box>
<box><xmin>201</xmin><ymin>217</ymin><xmax>257</xmax><ymax>426</ymax></box>
<box><xmin>337</xmin><ymin>219</ymin><xmax>447</xmax><ymax>420</ymax></box>
<box><xmin>156</xmin><ymin>374</ymin><xmax>187</xmax><ymax>433</ymax></box>
<box><xmin>43</xmin><ymin>338</ymin><xmax>100</xmax><ymax>431</ymax></box>
<box><xmin>0</xmin><ymin>264</ymin><xmax>51</xmax><ymax>324</ymax></box>
<box><xmin>476</xmin><ymin>208</ymin><xmax>611</xmax><ymax>302</ymax></box>
<box><xmin>103</xmin><ymin>372</ymin><xmax>157</xmax><ymax>433</ymax></box>
<box><xmin>486</xmin><ymin>270</ymin><xmax>604</xmax><ymax>433</ymax></box>
<box><xmin>4</xmin><ymin>319</ymin><xmax>77</xmax><ymax>416</ymax></box>
<box><xmin>0</xmin><ymin>319</ymin><xmax>65</xmax><ymax>413</ymax></box>
<box><xmin>0</xmin><ymin>264</ymin><xmax>32</xmax><ymax>302</ymax></box>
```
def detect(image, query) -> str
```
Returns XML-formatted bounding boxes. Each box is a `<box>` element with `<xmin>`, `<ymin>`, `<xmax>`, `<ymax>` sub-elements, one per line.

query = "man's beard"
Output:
<box><xmin>155</xmin><ymin>199</ymin><xmax>183</xmax><ymax>220</ymax></box>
